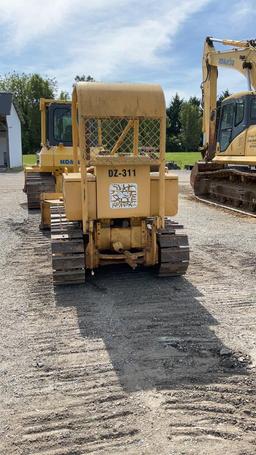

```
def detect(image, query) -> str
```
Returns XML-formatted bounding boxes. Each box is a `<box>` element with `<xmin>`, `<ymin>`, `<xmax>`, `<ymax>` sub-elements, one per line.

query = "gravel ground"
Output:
<box><xmin>0</xmin><ymin>170</ymin><xmax>255</xmax><ymax>455</ymax></box>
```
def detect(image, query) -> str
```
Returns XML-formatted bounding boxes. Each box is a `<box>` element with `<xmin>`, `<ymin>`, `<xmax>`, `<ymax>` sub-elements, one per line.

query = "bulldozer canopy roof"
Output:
<box><xmin>74</xmin><ymin>82</ymin><xmax>166</xmax><ymax>118</ymax></box>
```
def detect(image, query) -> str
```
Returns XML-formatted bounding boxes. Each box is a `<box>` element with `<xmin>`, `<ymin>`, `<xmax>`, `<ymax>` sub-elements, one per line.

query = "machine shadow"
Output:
<box><xmin>54</xmin><ymin>266</ymin><xmax>249</xmax><ymax>393</ymax></box>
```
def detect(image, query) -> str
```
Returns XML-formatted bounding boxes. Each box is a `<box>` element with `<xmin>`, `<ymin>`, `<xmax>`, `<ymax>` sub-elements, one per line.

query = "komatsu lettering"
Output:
<box><xmin>60</xmin><ymin>159</ymin><xmax>80</xmax><ymax>165</ymax></box>
<box><xmin>218</xmin><ymin>58</ymin><xmax>235</xmax><ymax>66</ymax></box>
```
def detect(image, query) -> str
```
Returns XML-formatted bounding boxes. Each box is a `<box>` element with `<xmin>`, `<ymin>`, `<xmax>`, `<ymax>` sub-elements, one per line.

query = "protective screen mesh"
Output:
<box><xmin>83</xmin><ymin>117</ymin><xmax>160</xmax><ymax>159</ymax></box>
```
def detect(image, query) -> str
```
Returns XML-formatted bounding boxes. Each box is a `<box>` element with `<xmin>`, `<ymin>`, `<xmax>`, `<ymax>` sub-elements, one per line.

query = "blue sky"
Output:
<box><xmin>0</xmin><ymin>0</ymin><xmax>255</xmax><ymax>105</ymax></box>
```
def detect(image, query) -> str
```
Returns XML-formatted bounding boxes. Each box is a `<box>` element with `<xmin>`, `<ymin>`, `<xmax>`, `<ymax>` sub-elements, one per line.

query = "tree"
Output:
<box><xmin>166</xmin><ymin>93</ymin><xmax>184</xmax><ymax>151</ymax></box>
<box><xmin>59</xmin><ymin>90</ymin><xmax>70</xmax><ymax>100</ymax></box>
<box><xmin>188</xmin><ymin>96</ymin><xmax>202</xmax><ymax>117</ymax></box>
<box><xmin>179</xmin><ymin>101</ymin><xmax>202</xmax><ymax>152</ymax></box>
<box><xmin>166</xmin><ymin>93</ymin><xmax>183</xmax><ymax>137</ymax></box>
<box><xmin>217</xmin><ymin>89</ymin><xmax>231</xmax><ymax>108</ymax></box>
<box><xmin>74</xmin><ymin>75</ymin><xmax>95</xmax><ymax>82</ymax></box>
<box><xmin>188</xmin><ymin>96</ymin><xmax>201</xmax><ymax>108</ymax></box>
<box><xmin>166</xmin><ymin>135</ymin><xmax>183</xmax><ymax>152</ymax></box>
<box><xmin>0</xmin><ymin>72</ymin><xmax>57</xmax><ymax>153</ymax></box>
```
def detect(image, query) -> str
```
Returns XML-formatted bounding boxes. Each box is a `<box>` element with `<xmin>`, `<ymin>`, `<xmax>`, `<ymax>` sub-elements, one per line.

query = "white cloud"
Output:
<box><xmin>230</xmin><ymin>0</ymin><xmax>254</xmax><ymax>24</ymax></box>
<box><xmin>0</xmin><ymin>0</ymin><xmax>72</xmax><ymax>49</ymax></box>
<box><xmin>0</xmin><ymin>0</ymin><xmax>211</xmax><ymax>97</ymax></box>
<box><xmin>50</xmin><ymin>0</ymin><xmax>211</xmax><ymax>88</ymax></box>
<box><xmin>0</xmin><ymin>0</ymin><xmax>122</xmax><ymax>50</ymax></box>
<box><xmin>0</xmin><ymin>0</ymin><xmax>255</xmax><ymax>104</ymax></box>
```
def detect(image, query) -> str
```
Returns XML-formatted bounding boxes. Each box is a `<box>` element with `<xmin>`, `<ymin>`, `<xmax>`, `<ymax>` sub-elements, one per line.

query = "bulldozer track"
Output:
<box><xmin>50</xmin><ymin>203</ymin><xmax>86</xmax><ymax>285</ymax></box>
<box><xmin>25</xmin><ymin>172</ymin><xmax>55</xmax><ymax>209</ymax></box>
<box><xmin>50</xmin><ymin>207</ymin><xmax>189</xmax><ymax>284</ymax></box>
<box><xmin>157</xmin><ymin>221</ymin><xmax>189</xmax><ymax>276</ymax></box>
<box><xmin>195</xmin><ymin>195</ymin><xmax>256</xmax><ymax>218</ymax></box>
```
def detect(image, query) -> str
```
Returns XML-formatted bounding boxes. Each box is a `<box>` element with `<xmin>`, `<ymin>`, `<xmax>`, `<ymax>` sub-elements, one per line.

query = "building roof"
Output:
<box><xmin>0</xmin><ymin>92</ymin><xmax>12</xmax><ymax>116</ymax></box>
<box><xmin>0</xmin><ymin>91</ymin><xmax>23</xmax><ymax>122</ymax></box>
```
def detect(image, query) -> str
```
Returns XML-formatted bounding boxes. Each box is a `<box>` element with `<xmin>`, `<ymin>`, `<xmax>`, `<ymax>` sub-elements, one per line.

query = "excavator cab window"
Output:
<box><xmin>250</xmin><ymin>98</ymin><xmax>256</xmax><ymax>119</ymax></box>
<box><xmin>219</xmin><ymin>103</ymin><xmax>234</xmax><ymax>151</ymax></box>
<box><xmin>235</xmin><ymin>101</ymin><xmax>244</xmax><ymax>126</ymax></box>
<box><xmin>218</xmin><ymin>97</ymin><xmax>248</xmax><ymax>152</ymax></box>
<box><xmin>46</xmin><ymin>103</ymin><xmax>72</xmax><ymax>146</ymax></box>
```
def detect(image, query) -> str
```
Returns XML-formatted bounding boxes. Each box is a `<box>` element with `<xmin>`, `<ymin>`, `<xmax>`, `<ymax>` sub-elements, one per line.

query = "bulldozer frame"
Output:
<box><xmin>50</xmin><ymin>83</ymin><xmax>189</xmax><ymax>284</ymax></box>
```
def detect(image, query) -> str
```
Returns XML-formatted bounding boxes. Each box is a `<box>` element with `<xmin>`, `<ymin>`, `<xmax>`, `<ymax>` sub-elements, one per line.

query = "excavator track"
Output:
<box><xmin>191</xmin><ymin>163</ymin><xmax>256</xmax><ymax>215</ymax></box>
<box><xmin>50</xmin><ymin>203</ymin><xmax>86</xmax><ymax>285</ymax></box>
<box><xmin>195</xmin><ymin>195</ymin><xmax>256</xmax><ymax>218</ymax></box>
<box><xmin>25</xmin><ymin>172</ymin><xmax>55</xmax><ymax>209</ymax></box>
<box><xmin>157</xmin><ymin>220</ymin><xmax>189</xmax><ymax>277</ymax></box>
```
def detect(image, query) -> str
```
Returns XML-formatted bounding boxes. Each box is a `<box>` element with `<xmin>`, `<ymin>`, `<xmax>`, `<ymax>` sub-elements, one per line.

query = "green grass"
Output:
<box><xmin>166</xmin><ymin>152</ymin><xmax>201</xmax><ymax>169</ymax></box>
<box><xmin>6</xmin><ymin>166</ymin><xmax>23</xmax><ymax>173</ymax></box>
<box><xmin>22</xmin><ymin>151</ymin><xmax>201</xmax><ymax>169</ymax></box>
<box><xmin>23</xmin><ymin>154</ymin><xmax>37</xmax><ymax>166</ymax></box>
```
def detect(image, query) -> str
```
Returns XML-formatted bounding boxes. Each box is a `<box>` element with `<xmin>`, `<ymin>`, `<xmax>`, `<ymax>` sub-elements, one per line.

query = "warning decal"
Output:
<box><xmin>109</xmin><ymin>183</ymin><xmax>138</xmax><ymax>209</ymax></box>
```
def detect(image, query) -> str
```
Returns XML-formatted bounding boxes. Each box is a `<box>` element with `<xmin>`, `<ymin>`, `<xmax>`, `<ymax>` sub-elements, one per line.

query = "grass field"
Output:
<box><xmin>23</xmin><ymin>152</ymin><xmax>201</xmax><ymax>169</ymax></box>
<box><xmin>166</xmin><ymin>152</ymin><xmax>201</xmax><ymax>168</ymax></box>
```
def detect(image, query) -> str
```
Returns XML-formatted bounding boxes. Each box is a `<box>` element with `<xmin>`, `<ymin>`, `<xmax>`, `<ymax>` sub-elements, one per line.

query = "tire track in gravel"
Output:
<box><xmin>11</xmin><ymin>218</ymin><xmax>256</xmax><ymax>454</ymax></box>
<box><xmin>1</xmin><ymin>171</ymin><xmax>256</xmax><ymax>455</ymax></box>
<box><xmin>6</xmin><ymin>216</ymin><xmax>141</xmax><ymax>455</ymax></box>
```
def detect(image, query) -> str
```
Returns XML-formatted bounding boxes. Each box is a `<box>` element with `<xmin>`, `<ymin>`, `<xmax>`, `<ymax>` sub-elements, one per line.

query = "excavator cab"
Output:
<box><xmin>216</xmin><ymin>92</ymin><xmax>256</xmax><ymax>155</ymax></box>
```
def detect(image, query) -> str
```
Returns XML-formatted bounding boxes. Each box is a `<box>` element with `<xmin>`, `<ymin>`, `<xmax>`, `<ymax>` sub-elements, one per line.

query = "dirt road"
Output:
<box><xmin>0</xmin><ymin>171</ymin><xmax>255</xmax><ymax>455</ymax></box>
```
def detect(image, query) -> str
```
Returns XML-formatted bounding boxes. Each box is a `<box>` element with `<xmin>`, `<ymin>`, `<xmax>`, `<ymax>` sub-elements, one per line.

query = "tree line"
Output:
<box><xmin>0</xmin><ymin>73</ymin><xmax>94</xmax><ymax>153</ymax></box>
<box><xmin>166</xmin><ymin>94</ymin><xmax>202</xmax><ymax>153</ymax></box>
<box><xmin>0</xmin><ymin>72</ymin><xmax>229</xmax><ymax>154</ymax></box>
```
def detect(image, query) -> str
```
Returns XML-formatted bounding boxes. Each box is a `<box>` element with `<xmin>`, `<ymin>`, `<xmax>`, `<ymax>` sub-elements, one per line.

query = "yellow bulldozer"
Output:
<box><xmin>49</xmin><ymin>82</ymin><xmax>189</xmax><ymax>285</ymax></box>
<box><xmin>24</xmin><ymin>98</ymin><xmax>79</xmax><ymax>209</ymax></box>
<box><xmin>191</xmin><ymin>37</ymin><xmax>256</xmax><ymax>213</ymax></box>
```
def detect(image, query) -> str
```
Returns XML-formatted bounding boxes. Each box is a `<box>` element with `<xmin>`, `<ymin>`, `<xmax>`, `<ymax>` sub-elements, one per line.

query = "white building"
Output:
<box><xmin>0</xmin><ymin>92</ymin><xmax>22</xmax><ymax>169</ymax></box>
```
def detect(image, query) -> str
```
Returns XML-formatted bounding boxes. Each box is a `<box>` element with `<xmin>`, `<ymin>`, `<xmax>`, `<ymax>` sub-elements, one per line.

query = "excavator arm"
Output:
<box><xmin>202</xmin><ymin>37</ymin><xmax>256</xmax><ymax>160</ymax></box>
